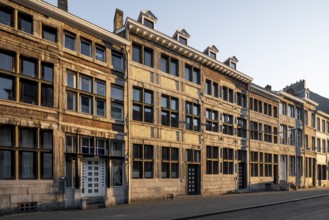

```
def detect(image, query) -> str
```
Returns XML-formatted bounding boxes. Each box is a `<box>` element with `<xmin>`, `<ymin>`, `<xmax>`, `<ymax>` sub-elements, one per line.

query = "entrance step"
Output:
<box><xmin>86</xmin><ymin>197</ymin><xmax>105</xmax><ymax>209</ymax></box>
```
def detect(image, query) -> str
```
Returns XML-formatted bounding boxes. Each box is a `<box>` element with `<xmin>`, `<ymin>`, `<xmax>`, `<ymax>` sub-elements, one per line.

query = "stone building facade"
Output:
<box><xmin>1</xmin><ymin>0</ymin><xmax>329</xmax><ymax>214</ymax></box>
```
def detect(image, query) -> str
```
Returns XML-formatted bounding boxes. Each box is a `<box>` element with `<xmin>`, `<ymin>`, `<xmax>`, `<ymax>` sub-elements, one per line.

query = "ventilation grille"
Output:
<box><xmin>18</xmin><ymin>202</ymin><xmax>37</xmax><ymax>213</ymax></box>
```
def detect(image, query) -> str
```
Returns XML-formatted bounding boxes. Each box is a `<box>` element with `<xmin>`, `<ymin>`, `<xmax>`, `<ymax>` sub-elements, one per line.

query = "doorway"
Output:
<box><xmin>238</xmin><ymin>162</ymin><xmax>247</xmax><ymax>189</ymax></box>
<box><xmin>187</xmin><ymin>164</ymin><xmax>200</xmax><ymax>195</ymax></box>
<box><xmin>82</xmin><ymin>158</ymin><xmax>106</xmax><ymax>197</ymax></box>
<box><xmin>280</xmin><ymin>155</ymin><xmax>287</xmax><ymax>182</ymax></box>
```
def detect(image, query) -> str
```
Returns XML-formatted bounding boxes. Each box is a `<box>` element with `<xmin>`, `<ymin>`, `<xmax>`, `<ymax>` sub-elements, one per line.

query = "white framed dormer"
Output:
<box><xmin>203</xmin><ymin>45</ymin><xmax>219</xmax><ymax>60</ymax></box>
<box><xmin>138</xmin><ymin>10</ymin><xmax>158</xmax><ymax>29</ymax></box>
<box><xmin>173</xmin><ymin>29</ymin><xmax>190</xmax><ymax>45</ymax></box>
<box><xmin>224</xmin><ymin>56</ymin><xmax>239</xmax><ymax>70</ymax></box>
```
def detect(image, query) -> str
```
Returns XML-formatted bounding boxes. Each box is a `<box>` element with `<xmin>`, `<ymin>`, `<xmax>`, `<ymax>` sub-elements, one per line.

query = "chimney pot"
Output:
<box><xmin>265</xmin><ymin>85</ymin><xmax>272</xmax><ymax>91</ymax></box>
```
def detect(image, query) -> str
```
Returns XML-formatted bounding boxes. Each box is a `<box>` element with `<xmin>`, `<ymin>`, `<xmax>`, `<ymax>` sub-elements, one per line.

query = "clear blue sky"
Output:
<box><xmin>45</xmin><ymin>0</ymin><xmax>329</xmax><ymax>98</ymax></box>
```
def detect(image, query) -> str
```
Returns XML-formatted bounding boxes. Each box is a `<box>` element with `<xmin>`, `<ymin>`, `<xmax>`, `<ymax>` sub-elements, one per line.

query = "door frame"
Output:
<box><xmin>187</xmin><ymin>164</ymin><xmax>201</xmax><ymax>195</ymax></box>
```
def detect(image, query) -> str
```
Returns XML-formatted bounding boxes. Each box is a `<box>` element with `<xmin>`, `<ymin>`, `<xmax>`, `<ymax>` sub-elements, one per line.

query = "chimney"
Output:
<box><xmin>58</xmin><ymin>0</ymin><xmax>68</xmax><ymax>11</ymax></box>
<box><xmin>265</xmin><ymin>85</ymin><xmax>272</xmax><ymax>91</ymax></box>
<box><xmin>114</xmin><ymin>9</ymin><xmax>124</xmax><ymax>33</ymax></box>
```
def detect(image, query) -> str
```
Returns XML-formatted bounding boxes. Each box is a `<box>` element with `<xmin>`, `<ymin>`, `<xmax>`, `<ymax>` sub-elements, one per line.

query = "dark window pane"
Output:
<box><xmin>41</xmin><ymin>84</ymin><xmax>53</xmax><ymax>107</ymax></box>
<box><xmin>133</xmin><ymin>161</ymin><xmax>142</xmax><ymax>178</ymax></box>
<box><xmin>21</xmin><ymin>58</ymin><xmax>37</xmax><ymax>78</ymax></box>
<box><xmin>186</xmin><ymin>149</ymin><xmax>193</xmax><ymax>162</ymax></box>
<box><xmin>80</xmin><ymin>39</ymin><xmax>91</xmax><ymax>57</ymax></box>
<box><xmin>66</xmin><ymin>92</ymin><xmax>76</xmax><ymax>111</ymax></box>
<box><xmin>0</xmin><ymin>75</ymin><xmax>14</xmax><ymax>100</ymax></box>
<box><xmin>18</xmin><ymin>13</ymin><xmax>33</xmax><ymax>34</ymax></box>
<box><xmin>144</xmin><ymin>91</ymin><xmax>153</xmax><ymax>104</ymax></box>
<box><xmin>179</xmin><ymin>37</ymin><xmax>187</xmax><ymax>45</ymax></box>
<box><xmin>96</xmin><ymin>99</ymin><xmax>106</xmax><ymax>117</ymax></box>
<box><xmin>0</xmin><ymin>51</ymin><xmax>14</xmax><ymax>72</ymax></box>
<box><xmin>41</xmin><ymin>153</ymin><xmax>52</xmax><ymax>179</ymax></box>
<box><xmin>111</xmin><ymin>85</ymin><xmax>123</xmax><ymax>101</ymax></box>
<box><xmin>133</xmin><ymin>144</ymin><xmax>142</xmax><ymax>158</ymax></box>
<box><xmin>95</xmin><ymin>46</ymin><xmax>105</xmax><ymax>62</ymax></box>
<box><xmin>185</xmin><ymin>65</ymin><xmax>192</xmax><ymax>81</ymax></box>
<box><xmin>112</xmin><ymin>52</ymin><xmax>124</xmax><ymax>71</ymax></box>
<box><xmin>171</xmin><ymin>98</ymin><xmax>178</xmax><ymax>110</ymax></box>
<box><xmin>193</xmin><ymin>69</ymin><xmax>200</xmax><ymax>84</ymax></box>
<box><xmin>194</xmin><ymin>150</ymin><xmax>201</xmax><ymax>162</ymax></box>
<box><xmin>144</xmin><ymin>162</ymin><xmax>153</xmax><ymax>178</ymax></box>
<box><xmin>162</xmin><ymin>162</ymin><xmax>170</xmax><ymax>178</ymax></box>
<box><xmin>0</xmin><ymin>6</ymin><xmax>13</xmax><ymax>27</ymax></box>
<box><xmin>162</xmin><ymin>147</ymin><xmax>170</xmax><ymax>160</ymax></box>
<box><xmin>144</xmin><ymin>145</ymin><xmax>153</xmax><ymax>159</ymax></box>
<box><xmin>133</xmin><ymin>88</ymin><xmax>142</xmax><ymax>102</ymax></box>
<box><xmin>64</xmin><ymin>33</ymin><xmax>76</xmax><ymax>50</ymax></box>
<box><xmin>161</xmin><ymin>96</ymin><xmax>169</xmax><ymax>108</ymax></box>
<box><xmin>20</xmin><ymin>128</ymin><xmax>36</xmax><ymax>148</ymax></box>
<box><xmin>132</xmin><ymin>44</ymin><xmax>142</xmax><ymax>63</ymax></box>
<box><xmin>171</xmin><ymin>148</ymin><xmax>179</xmax><ymax>160</ymax></box>
<box><xmin>42</xmin><ymin>25</ymin><xmax>57</xmax><ymax>43</ymax></box>
<box><xmin>20</xmin><ymin>152</ymin><xmax>36</xmax><ymax>179</ymax></box>
<box><xmin>161</xmin><ymin>56</ymin><xmax>169</xmax><ymax>73</ymax></box>
<box><xmin>80</xmin><ymin>95</ymin><xmax>92</xmax><ymax>114</ymax></box>
<box><xmin>41</xmin><ymin>130</ymin><xmax>53</xmax><ymax>149</ymax></box>
<box><xmin>171</xmin><ymin>113</ymin><xmax>179</xmax><ymax>127</ymax></box>
<box><xmin>144</xmin><ymin>48</ymin><xmax>153</xmax><ymax>67</ymax></box>
<box><xmin>20</xmin><ymin>80</ymin><xmax>37</xmax><ymax>105</ymax></box>
<box><xmin>111</xmin><ymin>103</ymin><xmax>123</xmax><ymax>121</ymax></box>
<box><xmin>193</xmin><ymin>118</ymin><xmax>200</xmax><ymax>131</ymax></box>
<box><xmin>193</xmin><ymin>105</ymin><xmax>199</xmax><ymax>115</ymax></box>
<box><xmin>170</xmin><ymin>59</ymin><xmax>178</xmax><ymax>76</ymax></box>
<box><xmin>95</xmin><ymin>80</ymin><xmax>106</xmax><ymax>96</ymax></box>
<box><xmin>144</xmin><ymin>19</ymin><xmax>154</xmax><ymax>29</ymax></box>
<box><xmin>42</xmin><ymin>63</ymin><xmax>54</xmax><ymax>82</ymax></box>
<box><xmin>171</xmin><ymin>163</ymin><xmax>179</xmax><ymax>178</ymax></box>
<box><xmin>80</xmin><ymin>76</ymin><xmax>92</xmax><ymax>92</ymax></box>
<box><xmin>0</xmin><ymin>126</ymin><xmax>13</xmax><ymax>147</ymax></box>
<box><xmin>112</xmin><ymin>161</ymin><xmax>123</xmax><ymax>186</ymax></box>
<box><xmin>66</xmin><ymin>71</ymin><xmax>76</xmax><ymax>88</ymax></box>
<box><xmin>144</xmin><ymin>107</ymin><xmax>153</xmax><ymax>123</ymax></box>
<box><xmin>161</xmin><ymin>111</ymin><xmax>169</xmax><ymax>126</ymax></box>
<box><xmin>133</xmin><ymin>105</ymin><xmax>142</xmax><ymax>121</ymax></box>
<box><xmin>186</xmin><ymin>117</ymin><xmax>192</xmax><ymax>130</ymax></box>
<box><xmin>0</xmin><ymin>151</ymin><xmax>14</xmax><ymax>179</ymax></box>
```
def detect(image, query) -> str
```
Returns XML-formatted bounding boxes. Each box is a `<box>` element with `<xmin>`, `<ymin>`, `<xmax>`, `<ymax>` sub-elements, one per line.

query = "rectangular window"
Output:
<box><xmin>223</xmin><ymin>148</ymin><xmax>234</xmax><ymax>174</ymax></box>
<box><xmin>80</xmin><ymin>38</ymin><xmax>91</xmax><ymax>57</ymax></box>
<box><xmin>20</xmin><ymin>80</ymin><xmax>37</xmax><ymax>105</ymax></box>
<box><xmin>161</xmin><ymin>55</ymin><xmax>178</xmax><ymax>77</ymax></box>
<box><xmin>0</xmin><ymin>50</ymin><xmax>15</xmax><ymax>72</ymax></box>
<box><xmin>66</xmin><ymin>92</ymin><xmax>77</xmax><ymax>111</ymax></box>
<box><xmin>133</xmin><ymin>144</ymin><xmax>153</xmax><ymax>178</ymax></box>
<box><xmin>162</xmin><ymin>147</ymin><xmax>179</xmax><ymax>178</ymax></box>
<box><xmin>288</xmin><ymin>126</ymin><xmax>295</xmax><ymax>146</ymax></box>
<box><xmin>111</xmin><ymin>103</ymin><xmax>123</xmax><ymax>121</ymax></box>
<box><xmin>288</xmin><ymin>104</ymin><xmax>295</xmax><ymax>118</ymax></box>
<box><xmin>0</xmin><ymin>5</ymin><xmax>14</xmax><ymax>27</ymax></box>
<box><xmin>144</xmin><ymin>47</ymin><xmax>153</xmax><ymax>67</ymax></box>
<box><xmin>317</xmin><ymin>118</ymin><xmax>320</xmax><ymax>131</ymax></box>
<box><xmin>185</xmin><ymin>64</ymin><xmax>200</xmax><ymax>84</ymax></box>
<box><xmin>250</xmin><ymin>121</ymin><xmax>259</xmax><ymax>140</ymax></box>
<box><xmin>250</xmin><ymin>152</ymin><xmax>258</xmax><ymax>177</ymax></box>
<box><xmin>161</xmin><ymin>95</ymin><xmax>179</xmax><ymax>127</ymax></box>
<box><xmin>42</xmin><ymin>25</ymin><xmax>57</xmax><ymax>43</ymax></box>
<box><xmin>20</xmin><ymin>152</ymin><xmax>37</xmax><ymax>179</ymax></box>
<box><xmin>186</xmin><ymin>149</ymin><xmax>201</xmax><ymax>162</ymax></box>
<box><xmin>21</xmin><ymin>57</ymin><xmax>37</xmax><ymax>78</ymax></box>
<box><xmin>264</xmin><ymin>125</ymin><xmax>272</xmax><ymax>143</ymax></box>
<box><xmin>65</xmin><ymin>135</ymin><xmax>77</xmax><ymax>153</ymax></box>
<box><xmin>95</xmin><ymin>45</ymin><xmax>106</xmax><ymax>62</ymax></box>
<box><xmin>41</xmin><ymin>84</ymin><xmax>53</xmax><ymax>107</ymax></box>
<box><xmin>280</xmin><ymin>102</ymin><xmax>286</xmax><ymax>115</ymax></box>
<box><xmin>41</xmin><ymin>62</ymin><xmax>54</xmax><ymax>82</ymax></box>
<box><xmin>79</xmin><ymin>75</ymin><xmax>92</xmax><ymax>93</ymax></box>
<box><xmin>64</xmin><ymin>32</ymin><xmax>76</xmax><ymax>51</ymax></box>
<box><xmin>112</xmin><ymin>160</ymin><xmax>123</xmax><ymax>186</ymax></box>
<box><xmin>18</xmin><ymin>12</ymin><xmax>33</xmax><ymax>34</ymax></box>
<box><xmin>186</xmin><ymin>102</ymin><xmax>200</xmax><ymax>131</ymax></box>
<box><xmin>312</xmin><ymin>137</ymin><xmax>316</xmax><ymax>151</ymax></box>
<box><xmin>311</xmin><ymin>113</ymin><xmax>315</xmax><ymax>128</ymax></box>
<box><xmin>264</xmin><ymin>153</ymin><xmax>272</xmax><ymax>177</ymax></box>
<box><xmin>80</xmin><ymin>95</ymin><xmax>92</xmax><ymax>114</ymax></box>
<box><xmin>222</xmin><ymin>86</ymin><xmax>234</xmax><ymax>103</ymax></box>
<box><xmin>41</xmin><ymin>153</ymin><xmax>53</xmax><ymax>179</ymax></box>
<box><xmin>96</xmin><ymin>99</ymin><xmax>106</xmax><ymax>117</ymax></box>
<box><xmin>96</xmin><ymin>139</ymin><xmax>107</xmax><ymax>155</ymax></box>
<box><xmin>237</xmin><ymin>118</ymin><xmax>247</xmax><ymax>138</ymax></box>
<box><xmin>133</xmin><ymin>87</ymin><xmax>153</xmax><ymax>123</ymax></box>
<box><xmin>296</xmin><ymin>107</ymin><xmax>302</xmax><ymax>120</ymax></box>
<box><xmin>66</xmin><ymin>71</ymin><xmax>76</xmax><ymax>88</ymax></box>
<box><xmin>80</xmin><ymin>136</ymin><xmax>93</xmax><ymax>155</ymax></box>
<box><xmin>95</xmin><ymin>80</ymin><xmax>106</xmax><ymax>96</ymax></box>
<box><xmin>289</xmin><ymin>156</ymin><xmax>295</xmax><ymax>176</ymax></box>
<box><xmin>112</xmin><ymin>51</ymin><xmax>124</xmax><ymax>72</ymax></box>
<box><xmin>0</xmin><ymin>74</ymin><xmax>15</xmax><ymax>100</ymax></box>
<box><xmin>222</xmin><ymin>114</ymin><xmax>234</xmax><ymax>135</ymax></box>
<box><xmin>111</xmin><ymin>141</ymin><xmax>124</xmax><ymax>157</ymax></box>
<box><xmin>206</xmin><ymin>146</ymin><xmax>219</xmax><ymax>174</ymax></box>
<box><xmin>179</xmin><ymin>36</ymin><xmax>187</xmax><ymax>45</ymax></box>
<box><xmin>237</xmin><ymin>92</ymin><xmax>247</xmax><ymax>108</ymax></box>
<box><xmin>111</xmin><ymin>85</ymin><xmax>124</xmax><ymax>121</ymax></box>
<box><xmin>206</xmin><ymin>109</ymin><xmax>218</xmax><ymax>132</ymax></box>
<box><xmin>132</xmin><ymin>44</ymin><xmax>142</xmax><ymax>63</ymax></box>
<box><xmin>304</xmin><ymin>110</ymin><xmax>308</xmax><ymax>125</ymax></box>
<box><xmin>143</xmin><ymin>18</ymin><xmax>154</xmax><ymax>29</ymax></box>
<box><xmin>0</xmin><ymin>126</ymin><xmax>14</xmax><ymax>147</ymax></box>
<box><xmin>0</xmin><ymin>150</ymin><xmax>15</xmax><ymax>179</ymax></box>
<box><xmin>280</xmin><ymin>125</ymin><xmax>287</xmax><ymax>145</ymax></box>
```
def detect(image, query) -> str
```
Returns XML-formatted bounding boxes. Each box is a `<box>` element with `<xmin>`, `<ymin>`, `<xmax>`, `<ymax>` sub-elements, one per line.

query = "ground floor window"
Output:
<box><xmin>162</xmin><ymin>147</ymin><xmax>179</xmax><ymax>178</ymax></box>
<box><xmin>223</xmin><ymin>148</ymin><xmax>234</xmax><ymax>174</ymax></box>
<box><xmin>133</xmin><ymin>144</ymin><xmax>154</xmax><ymax>178</ymax></box>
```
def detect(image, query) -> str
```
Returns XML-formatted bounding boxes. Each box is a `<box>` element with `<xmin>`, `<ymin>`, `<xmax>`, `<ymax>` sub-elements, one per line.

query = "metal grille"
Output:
<box><xmin>18</xmin><ymin>202</ymin><xmax>37</xmax><ymax>213</ymax></box>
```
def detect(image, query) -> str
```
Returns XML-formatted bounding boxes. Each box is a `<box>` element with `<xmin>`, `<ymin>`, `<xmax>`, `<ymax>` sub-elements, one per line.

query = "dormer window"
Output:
<box><xmin>179</xmin><ymin>36</ymin><xmax>187</xmax><ymax>45</ymax></box>
<box><xmin>210</xmin><ymin>52</ymin><xmax>216</xmax><ymax>59</ymax></box>
<box><xmin>230</xmin><ymin>62</ymin><xmax>236</xmax><ymax>69</ymax></box>
<box><xmin>143</xmin><ymin>18</ymin><xmax>154</xmax><ymax>29</ymax></box>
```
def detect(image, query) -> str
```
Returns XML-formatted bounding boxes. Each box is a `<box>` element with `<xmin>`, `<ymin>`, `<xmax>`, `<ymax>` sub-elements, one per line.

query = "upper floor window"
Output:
<box><xmin>112</xmin><ymin>51</ymin><xmax>124</xmax><ymax>72</ymax></box>
<box><xmin>143</xmin><ymin>18</ymin><xmax>154</xmax><ymax>29</ymax></box>
<box><xmin>95</xmin><ymin>45</ymin><xmax>106</xmax><ymax>62</ymax></box>
<box><xmin>42</xmin><ymin>25</ymin><xmax>57</xmax><ymax>43</ymax></box>
<box><xmin>288</xmin><ymin>104</ymin><xmax>295</xmax><ymax>118</ymax></box>
<box><xmin>205</xmin><ymin>79</ymin><xmax>219</xmax><ymax>98</ymax></box>
<box><xmin>280</xmin><ymin>125</ymin><xmax>287</xmax><ymax>145</ymax></box>
<box><xmin>18</xmin><ymin>12</ymin><xmax>33</xmax><ymax>34</ymax></box>
<box><xmin>317</xmin><ymin>118</ymin><xmax>320</xmax><ymax>131</ymax></box>
<box><xmin>80</xmin><ymin>38</ymin><xmax>91</xmax><ymax>57</ymax></box>
<box><xmin>237</xmin><ymin>118</ymin><xmax>247</xmax><ymax>138</ymax></box>
<box><xmin>186</xmin><ymin>102</ymin><xmax>200</xmax><ymax>131</ymax></box>
<box><xmin>133</xmin><ymin>87</ymin><xmax>153</xmax><ymax>123</ymax></box>
<box><xmin>222</xmin><ymin>114</ymin><xmax>234</xmax><ymax>135</ymax></box>
<box><xmin>280</xmin><ymin>102</ymin><xmax>287</xmax><ymax>115</ymax></box>
<box><xmin>0</xmin><ymin>4</ymin><xmax>14</xmax><ymax>27</ymax></box>
<box><xmin>236</xmin><ymin>92</ymin><xmax>247</xmax><ymax>108</ymax></box>
<box><xmin>0</xmin><ymin>74</ymin><xmax>15</xmax><ymax>101</ymax></box>
<box><xmin>21</xmin><ymin>56</ymin><xmax>37</xmax><ymax>78</ymax></box>
<box><xmin>206</xmin><ymin>109</ymin><xmax>219</xmax><ymax>132</ymax></box>
<box><xmin>161</xmin><ymin>95</ymin><xmax>179</xmax><ymax>127</ymax></box>
<box><xmin>185</xmin><ymin>64</ymin><xmax>200</xmax><ymax>84</ymax></box>
<box><xmin>161</xmin><ymin>55</ymin><xmax>178</xmax><ymax>76</ymax></box>
<box><xmin>64</xmin><ymin>31</ymin><xmax>76</xmax><ymax>51</ymax></box>
<box><xmin>296</xmin><ymin>107</ymin><xmax>302</xmax><ymax>120</ymax></box>
<box><xmin>222</xmin><ymin>86</ymin><xmax>233</xmax><ymax>103</ymax></box>
<box><xmin>274</xmin><ymin>106</ymin><xmax>278</xmax><ymax>118</ymax></box>
<box><xmin>311</xmin><ymin>113</ymin><xmax>315</xmax><ymax>128</ymax></box>
<box><xmin>132</xmin><ymin>44</ymin><xmax>153</xmax><ymax>68</ymax></box>
<box><xmin>210</xmin><ymin>52</ymin><xmax>216</xmax><ymax>59</ymax></box>
<box><xmin>111</xmin><ymin>85</ymin><xmax>124</xmax><ymax>121</ymax></box>
<box><xmin>179</xmin><ymin>36</ymin><xmax>187</xmax><ymax>45</ymax></box>
<box><xmin>0</xmin><ymin>50</ymin><xmax>15</xmax><ymax>72</ymax></box>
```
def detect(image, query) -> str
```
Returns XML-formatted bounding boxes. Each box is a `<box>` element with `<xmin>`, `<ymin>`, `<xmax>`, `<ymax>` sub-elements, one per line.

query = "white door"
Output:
<box><xmin>280</xmin><ymin>155</ymin><xmax>287</xmax><ymax>182</ymax></box>
<box><xmin>82</xmin><ymin>158</ymin><xmax>106</xmax><ymax>197</ymax></box>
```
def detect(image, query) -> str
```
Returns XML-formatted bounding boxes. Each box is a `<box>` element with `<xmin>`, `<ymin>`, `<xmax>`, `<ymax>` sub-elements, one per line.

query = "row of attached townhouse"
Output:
<box><xmin>1</xmin><ymin>0</ymin><xmax>329</xmax><ymax>213</ymax></box>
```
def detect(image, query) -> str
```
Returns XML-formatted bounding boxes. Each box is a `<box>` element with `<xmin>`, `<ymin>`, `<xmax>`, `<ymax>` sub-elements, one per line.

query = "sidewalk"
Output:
<box><xmin>2</xmin><ymin>188</ymin><xmax>329</xmax><ymax>220</ymax></box>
